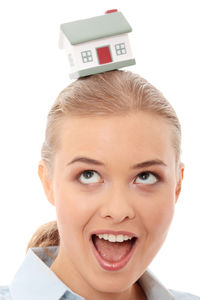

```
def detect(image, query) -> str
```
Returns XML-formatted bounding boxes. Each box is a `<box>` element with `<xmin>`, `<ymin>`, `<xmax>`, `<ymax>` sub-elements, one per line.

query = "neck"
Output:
<box><xmin>83</xmin><ymin>282</ymin><xmax>147</xmax><ymax>300</ymax></box>
<box><xmin>83</xmin><ymin>284</ymin><xmax>146</xmax><ymax>300</ymax></box>
<box><xmin>51</xmin><ymin>259</ymin><xmax>147</xmax><ymax>300</ymax></box>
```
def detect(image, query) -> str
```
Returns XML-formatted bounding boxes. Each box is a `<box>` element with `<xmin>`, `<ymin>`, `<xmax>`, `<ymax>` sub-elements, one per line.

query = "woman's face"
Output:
<box><xmin>39</xmin><ymin>111</ymin><xmax>184</xmax><ymax>298</ymax></box>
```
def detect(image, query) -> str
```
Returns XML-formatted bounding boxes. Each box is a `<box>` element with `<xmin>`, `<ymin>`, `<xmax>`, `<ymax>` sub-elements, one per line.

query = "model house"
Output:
<box><xmin>59</xmin><ymin>9</ymin><xmax>136</xmax><ymax>79</ymax></box>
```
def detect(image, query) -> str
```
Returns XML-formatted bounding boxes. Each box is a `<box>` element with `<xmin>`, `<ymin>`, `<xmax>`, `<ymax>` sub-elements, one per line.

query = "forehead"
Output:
<box><xmin>56</xmin><ymin>112</ymin><xmax>174</xmax><ymax>166</ymax></box>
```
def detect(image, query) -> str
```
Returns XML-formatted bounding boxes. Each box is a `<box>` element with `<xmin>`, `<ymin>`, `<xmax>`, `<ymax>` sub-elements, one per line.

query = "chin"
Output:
<box><xmin>87</xmin><ymin>271</ymin><xmax>137</xmax><ymax>294</ymax></box>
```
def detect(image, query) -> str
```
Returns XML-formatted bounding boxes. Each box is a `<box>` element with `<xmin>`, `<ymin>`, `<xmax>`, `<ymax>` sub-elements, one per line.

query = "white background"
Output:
<box><xmin>0</xmin><ymin>0</ymin><xmax>200</xmax><ymax>296</ymax></box>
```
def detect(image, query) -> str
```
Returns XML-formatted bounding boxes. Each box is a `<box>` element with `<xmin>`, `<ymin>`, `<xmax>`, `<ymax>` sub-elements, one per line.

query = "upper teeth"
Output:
<box><xmin>96</xmin><ymin>234</ymin><xmax>133</xmax><ymax>243</ymax></box>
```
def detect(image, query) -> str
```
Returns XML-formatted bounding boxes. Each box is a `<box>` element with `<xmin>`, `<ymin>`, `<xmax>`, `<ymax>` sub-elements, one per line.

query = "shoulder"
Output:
<box><xmin>0</xmin><ymin>286</ymin><xmax>12</xmax><ymax>299</ymax></box>
<box><xmin>170</xmin><ymin>289</ymin><xmax>200</xmax><ymax>299</ymax></box>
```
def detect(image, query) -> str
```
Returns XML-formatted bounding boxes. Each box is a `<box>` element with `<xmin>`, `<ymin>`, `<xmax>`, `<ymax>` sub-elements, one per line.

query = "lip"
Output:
<box><xmin>90</xmin><ymin>231</ymin><xmax>138</xmax><ymax>271</ymax></box>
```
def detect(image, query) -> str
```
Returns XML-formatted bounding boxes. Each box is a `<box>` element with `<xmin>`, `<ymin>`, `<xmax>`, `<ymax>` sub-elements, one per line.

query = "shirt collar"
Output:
<box><xmin>138</xmin><ymin>269</ymin><xmax>175</xmax><ymax>300</ymax></box>
<box><xmin>10</xmin><ymin>246</ymin><xmax>175</xmax><ymax>300</ymax></box>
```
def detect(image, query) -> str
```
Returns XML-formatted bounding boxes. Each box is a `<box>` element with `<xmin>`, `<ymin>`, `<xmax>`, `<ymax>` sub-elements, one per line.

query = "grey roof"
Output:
<box><xmin>60</xmin><ymin>12</ymin><xmax>132</xmax><ymax>45</ymax></box>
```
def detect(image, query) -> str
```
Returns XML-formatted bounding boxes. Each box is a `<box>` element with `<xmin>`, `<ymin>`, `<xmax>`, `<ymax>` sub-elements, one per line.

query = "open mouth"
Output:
<box><xmin>91</xmin><ymin>234</ymin><xmax>137</xmax><ymax>271</ymax></box>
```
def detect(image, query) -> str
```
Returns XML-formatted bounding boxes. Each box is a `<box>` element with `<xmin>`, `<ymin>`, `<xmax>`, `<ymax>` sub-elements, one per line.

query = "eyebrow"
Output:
<box><xmin>67</xmin><ymin>156</ymin><xmax>167</xmax><ymax>169</ymax></box>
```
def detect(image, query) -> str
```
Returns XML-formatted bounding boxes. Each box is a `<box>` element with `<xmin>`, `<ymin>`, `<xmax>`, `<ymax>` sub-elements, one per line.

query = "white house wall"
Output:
<box><xmin>68</xmin><ymin>33</ymin><xmax>134</xmax><ymax>73</ymax></box>
<box><xmin>59</xmin><ymin>31</ymin><xmax>71</xmax><ymax>49</ymax></box>
<box><xmin>59</xmin><ymin>31</ymin><xmax>77</xmax><ymax>70</ymax></box>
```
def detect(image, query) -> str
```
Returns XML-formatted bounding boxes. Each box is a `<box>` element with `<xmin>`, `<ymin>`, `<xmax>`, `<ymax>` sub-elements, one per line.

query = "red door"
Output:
<box><xmin>96</xmin><ymin>46</ymin><xmax>112</xmax><ymax>64</ymax></box>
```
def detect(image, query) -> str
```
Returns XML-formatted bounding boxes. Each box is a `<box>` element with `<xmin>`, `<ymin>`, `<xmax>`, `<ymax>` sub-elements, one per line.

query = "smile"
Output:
<box><xmin>90</xmin><ymin>232</ymin><xmax>138</xmax><ymax>271</ymax></box>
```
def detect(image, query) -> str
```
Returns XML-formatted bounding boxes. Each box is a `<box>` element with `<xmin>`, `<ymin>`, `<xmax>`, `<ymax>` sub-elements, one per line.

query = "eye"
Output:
<box><xmin>78</xmin><ymin>170</ymin><xmax>101</xmax><ymax>185</ymax></box>
<box><xmin>77</xmin><ymin>170</ymin><xmax>160</xmax><ymax>186</ymax></box>
<box><xmin>134</xmin><ymin>172</ymin><xmax>159</xmax><ymax>185</ymax></box>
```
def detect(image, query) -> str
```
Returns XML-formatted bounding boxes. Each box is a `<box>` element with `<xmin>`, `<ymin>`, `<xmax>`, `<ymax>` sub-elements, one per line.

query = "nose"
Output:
<box><xmin>99</xmin><ymin>184</ymin><xmax>136</xmax><ymax>223</ymax></box>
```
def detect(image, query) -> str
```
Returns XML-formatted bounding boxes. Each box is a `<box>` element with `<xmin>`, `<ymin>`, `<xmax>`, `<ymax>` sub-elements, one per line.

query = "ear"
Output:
<box><xmin>175</xmin><ymin>162</ymin><xmax>185</xmax><ymax>203</ymax></box>
<box><xmin>38</xmin><ymin>160</ymin><xmax>55</xmax><ymax>206</ymax></box>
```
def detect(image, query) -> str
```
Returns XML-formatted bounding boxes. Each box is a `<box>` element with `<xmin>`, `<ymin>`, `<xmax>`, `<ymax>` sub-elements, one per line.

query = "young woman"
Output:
<box><xmin>1</xmin><ymin>70</ymin><xmax>199</xmax><ymax>299</ymax></box>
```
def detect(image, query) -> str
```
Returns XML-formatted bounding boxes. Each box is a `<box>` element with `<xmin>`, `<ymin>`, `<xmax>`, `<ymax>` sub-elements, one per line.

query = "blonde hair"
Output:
<box><xmin>26</xmin><ymin>70</ymin><xmax>182</xmax><ymax>255</ymax></box>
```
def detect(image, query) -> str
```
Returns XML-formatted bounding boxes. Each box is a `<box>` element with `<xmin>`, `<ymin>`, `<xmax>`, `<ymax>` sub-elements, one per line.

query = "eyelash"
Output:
<box><xmin>75</xmin><ymin>169</ymin><xmax>161</xmax><ymax>186</ymax></box>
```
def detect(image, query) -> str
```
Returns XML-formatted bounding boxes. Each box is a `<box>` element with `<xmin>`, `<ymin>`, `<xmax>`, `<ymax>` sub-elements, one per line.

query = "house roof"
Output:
<box><xmin>60</xmin><ymin>12</ymin><xmax>132</xmax><ymax>45</ymax></box>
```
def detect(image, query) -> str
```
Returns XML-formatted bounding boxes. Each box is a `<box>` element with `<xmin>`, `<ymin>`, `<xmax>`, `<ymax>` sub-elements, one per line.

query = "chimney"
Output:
<box><xmin>105</xmin><ymin>9</ymin><xmax>118</xmax><ymax>14</ymax></box>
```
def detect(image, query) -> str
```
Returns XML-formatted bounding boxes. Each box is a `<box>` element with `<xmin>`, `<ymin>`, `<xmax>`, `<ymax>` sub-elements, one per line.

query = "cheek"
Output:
<box><xmin>54</xmin><ymin>186</ymin><xmax>95</xmax><ymax>235</ymax></box>
<box><xmin>54</xmin><ymin>196</ymin><xmax>84</xmax><ymax>254</ymax></box>
<box><xmin>135</xmin><ymin>191</ymin><xmax>176</xmax><ymax>270</ymax></box>
<box><xmin>141</xmin><ymin>192</ymin><xmax>175</xmax><ymax>237</ymax></box>
<box><xmin>152</xmin><ymin>204</ymin><xmax>174</xmax><ymax>232</ymax></box>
